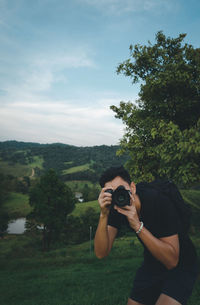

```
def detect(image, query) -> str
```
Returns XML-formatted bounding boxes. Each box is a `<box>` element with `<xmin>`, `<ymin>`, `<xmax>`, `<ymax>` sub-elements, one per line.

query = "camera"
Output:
<box><xmin>105</xmin><ymin>185</ymin><xmax>131</xmax><ymax>207</ymax></box>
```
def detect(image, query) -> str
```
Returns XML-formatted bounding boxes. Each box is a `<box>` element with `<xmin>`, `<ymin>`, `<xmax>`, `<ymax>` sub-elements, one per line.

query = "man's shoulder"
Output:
<box><xmin>136</xmin><ymin>182</ymin><xmax>160</xmax><ymax>202</ymax></box>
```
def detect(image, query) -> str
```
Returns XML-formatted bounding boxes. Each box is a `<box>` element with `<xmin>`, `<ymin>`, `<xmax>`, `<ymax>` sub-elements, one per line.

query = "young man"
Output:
<box><xmin>94</xmin><ymin>166</ymin><xmax>198</xmax><ymax>305</ymax></box>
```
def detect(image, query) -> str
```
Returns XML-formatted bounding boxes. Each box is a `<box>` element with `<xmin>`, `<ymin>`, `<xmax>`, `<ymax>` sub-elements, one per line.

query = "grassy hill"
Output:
<box><xmin>0</xmin><ymin>236</ymin><xmax>146</xmax><ymax>305</ymax></box>
<box><xmin>0</xmin><ymin>234</ymin><xmax>199</xmax><ymax>305</ymax></box>
<box><xmin>2</xmin><ymin>192</ymin><xmax>31</xmax><ymax>219</ymax></box>
<box><xmin>1</xmin><ymin>141</ymin><xmax>200</xmax><ymax>305</ymax></box>
<box><xmin>62</xmin><ymin>163</ymin><xmax>91</xmax><ymax>175</ymax></box>
<box><xmin>0</xmin><ymin>160</ymin><xmax>32</xmax><ymax>177</ymax></box>
<box><xmin>71</xmin><ymin>200</ymin><xmax>99</xmax><ymax>217</ymax></box>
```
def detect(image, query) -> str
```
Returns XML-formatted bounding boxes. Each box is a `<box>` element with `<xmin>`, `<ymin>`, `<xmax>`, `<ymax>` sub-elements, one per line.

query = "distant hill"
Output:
<box><xmin>0</xmin><ymin>140</ymin><xmax>128</xmax><ymax>184</ymax></box>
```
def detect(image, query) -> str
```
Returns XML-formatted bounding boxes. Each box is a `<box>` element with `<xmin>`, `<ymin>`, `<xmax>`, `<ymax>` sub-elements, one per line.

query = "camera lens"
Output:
<box><xmin>112</xmin><ymin>186</ymin><xmax>130</xmax><ymax>207</ymax></box>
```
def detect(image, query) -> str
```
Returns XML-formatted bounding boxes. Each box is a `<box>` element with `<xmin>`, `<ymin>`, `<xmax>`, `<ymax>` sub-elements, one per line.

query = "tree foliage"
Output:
<box><xmin>111</xmin><ymin>31</ymin><xmax>200</xmax><ymax>186</ymax></box>
<box><xmin>64</xmin><ymin>207</ymin><xmax>98</xmax><ymax>244</ymax></box>
<box><xmin>151</xmin><ymin>120</ymin><xmax>200</xmax><ymax>186</ymax></box>
<box><xmin>29</xmin><ymin>169</ymin><xmax>75</xmax><ymax>250</ymax></box>
<box><xmin>0</xmin><ymin>173</ymin><xmax>11</xmax><ymax>237</ymax></box>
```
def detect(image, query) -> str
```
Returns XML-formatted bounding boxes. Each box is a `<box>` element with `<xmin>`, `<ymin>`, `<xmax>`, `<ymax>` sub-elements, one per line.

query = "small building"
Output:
<box><xmin>75</xmin><ymin>192</ymin><xmax>84</xmax><ymax>203</ymax></box>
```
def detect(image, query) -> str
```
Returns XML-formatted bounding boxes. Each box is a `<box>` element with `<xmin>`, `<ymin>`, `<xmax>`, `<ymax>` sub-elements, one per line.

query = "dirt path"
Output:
<box><xmin>30</xmin><ymin>168</ymin><xmax>35</xmax><ymax>178</ymax></box>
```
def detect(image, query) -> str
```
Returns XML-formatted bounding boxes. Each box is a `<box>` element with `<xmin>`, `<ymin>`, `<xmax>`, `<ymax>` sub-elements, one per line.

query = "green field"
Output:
<box><xmin>0</xmin><ymin>155</ymin><xmax>43</xmax><ymax>178</ymax></box>
<box><xmin>71</xmin><ymin>200</ymin><xmax>99</xmax><ymax>217</ymax></box>
<box><xmin>0</xmin><ymin>235</ymin><xmax>199</xmax><ymax>305</ymax></box>
<box><xmin>1</xmin><ymin>188</ymin><xmax>200</xmax><ymax>305</ymax></box>
<box><xmin>0</xmin><ymin>160</ymin><xmax>32</xmax><ymax>177</ymax></box>
<box><xmin>29</xmin><ymin>155</ymin><xmax>44</xmax><ymax>169</ymax></box>
<box><xmin>3</xmin><ymin>192</ymin><xmax>31</xmax><ymax>219</ymax></box>
<box><xmin>64</xmin><ymin>161</ymin><xmax>73</xmax><ymax>165</ymax></box>
<box><xmin>65</xmin><ymin>180</ymin><xmax>96</xmax><ymax>191</ymax></box>
<box><xmin>62</xmin><ymin>163</ymin><xmax>91</xmax><ymax>174</ymax></box>
<box><xmin>0</xmin><ymin>236</ymin><xmax>142</xmax><ymax>305</ymax></box>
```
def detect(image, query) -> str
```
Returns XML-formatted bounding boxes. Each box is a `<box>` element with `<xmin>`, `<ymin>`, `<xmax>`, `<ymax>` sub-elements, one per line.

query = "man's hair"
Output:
<box><xmin>99</xmin><ymin>166</ymin><xmax>131</xmax><ymax>188</ymax></box>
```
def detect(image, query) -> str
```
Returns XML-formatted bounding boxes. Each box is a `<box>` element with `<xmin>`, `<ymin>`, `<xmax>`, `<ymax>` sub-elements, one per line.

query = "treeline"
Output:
<box><xmin>0</xmin><ymin>141</ymin><xmax>128</xmax><ymax>182</ymax></box>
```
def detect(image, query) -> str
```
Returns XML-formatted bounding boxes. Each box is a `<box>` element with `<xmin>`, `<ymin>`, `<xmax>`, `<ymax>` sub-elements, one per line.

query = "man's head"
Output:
<box><xmin>99</xmin><ymin>166</ymin><xmax>134</xmax><ymax>207</ymax></box>
<box><xmin>99</xmin><ymin>166</ymin><xmax>131</xmax><ymax>188</ymax></box>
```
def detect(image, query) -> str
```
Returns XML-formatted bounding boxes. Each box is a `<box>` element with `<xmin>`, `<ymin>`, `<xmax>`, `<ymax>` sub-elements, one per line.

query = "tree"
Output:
<box><xmin>151</xmin><ymin>120</ymin><xmax>200</xmax><ymax>186</ymax></box>
<box><xmin>0</xmin><ymin>211</ymin><xmax>9</xmax><ymax>238</ymax></box>
<box><xmin>82</xmin><ymin>184</ymin><xmax>90</xmax><ymax>202</ymax></box>
<box><xmin>0</xmin><ymin>173</ymin><xmax>10</xmax><ymax>237</ymax></box>
<box><xmin>111</xmin><ymin>31</ymin><xmax>200</xmax><ymax>186</ymax></box>
<box><xmin>64</xmin><ymin>207</ymin><xmax>99</xmax><ymax>244</ymax></box>
<box><xmin>29</xmin><ymin>169</ymin><xmax>75</xmax><ymax>250</ymax></box>
<box><xmin>82</xmin><ymin>184</ymin><xmax>100</xmax><ymax>202</ymax></box>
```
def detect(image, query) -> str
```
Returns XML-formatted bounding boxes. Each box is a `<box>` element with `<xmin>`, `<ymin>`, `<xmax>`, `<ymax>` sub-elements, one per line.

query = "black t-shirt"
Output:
<box><xmin>108</xmin><ymin>184</ymin><xmax>197</xmax><ymax>272</ymax></box>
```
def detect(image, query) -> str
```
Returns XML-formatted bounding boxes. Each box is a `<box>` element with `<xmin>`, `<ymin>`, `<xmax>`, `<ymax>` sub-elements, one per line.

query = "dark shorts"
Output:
<box><xmin>130</xmin><ymin>263</ymin><xmax>198</xmax><ymax>305</ymax></box>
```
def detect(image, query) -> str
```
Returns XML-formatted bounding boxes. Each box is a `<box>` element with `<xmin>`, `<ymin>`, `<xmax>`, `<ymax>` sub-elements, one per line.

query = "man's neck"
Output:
<box><xmin>135</xmin><ymin>193</ymin><xmax>141</xmax><ymax>215</ymax></box>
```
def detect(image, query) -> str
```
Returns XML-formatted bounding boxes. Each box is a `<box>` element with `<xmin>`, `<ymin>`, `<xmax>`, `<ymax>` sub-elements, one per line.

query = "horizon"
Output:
<box><xmin>0</xmin><ymin>139</ymin><xmax>121</xmax><ymax>148</ymax></box>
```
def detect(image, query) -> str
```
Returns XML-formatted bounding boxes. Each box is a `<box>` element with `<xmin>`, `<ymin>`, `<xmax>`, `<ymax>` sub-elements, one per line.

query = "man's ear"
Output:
<box><xmin>130</xmin><ymin>182</ymin><xmax>136</xmax><ymax>194</ymax></box>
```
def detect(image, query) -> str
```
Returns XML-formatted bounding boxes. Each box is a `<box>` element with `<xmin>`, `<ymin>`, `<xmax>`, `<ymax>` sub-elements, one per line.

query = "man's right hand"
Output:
<box><xmin>98</xmin><ymin>187</ymin><xmax>112</xmax><ymax>217</ymax></box>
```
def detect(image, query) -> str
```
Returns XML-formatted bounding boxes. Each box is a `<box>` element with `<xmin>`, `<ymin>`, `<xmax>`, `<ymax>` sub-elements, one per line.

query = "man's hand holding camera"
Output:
<box><xmin>114</xmin><ymin>193</ymin><xmax>141</xmax><ymax>233</ymax></box>
<box><xmin>98</xmin><ymin>184</ymin><xmax>141</xmax><ymax>233</ymax></box>
<box><xmin>98</xmin><ymin>187</ymin><xmax>113</xmax><ymax>217</ymax></box>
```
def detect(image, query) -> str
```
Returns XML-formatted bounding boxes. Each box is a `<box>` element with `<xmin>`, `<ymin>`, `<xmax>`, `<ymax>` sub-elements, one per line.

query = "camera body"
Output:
<box><xmin>105</xmin><ymin>185</ymin><xmax>131</xmax><ymax>207</ymax></box>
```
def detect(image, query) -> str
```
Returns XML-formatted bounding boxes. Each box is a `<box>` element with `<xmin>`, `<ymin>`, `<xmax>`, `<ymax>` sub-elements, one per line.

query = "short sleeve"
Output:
<box><xmin>156</xmin><ymin>192</ymin><xmax>179</xmax><ymax>238</ymax></box>
<box><xmin>107</xmin><ymin>206</ymin><xmax>127</xmax><ymax>230</ymax></box>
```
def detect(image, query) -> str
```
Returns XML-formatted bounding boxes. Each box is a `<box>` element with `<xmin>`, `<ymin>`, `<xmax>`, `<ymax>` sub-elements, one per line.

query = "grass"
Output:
<box><xmin>2</xmin><ymin>191</ymin><xmax>99</xmax><ymax>220</ymax></box>
<box><xmin>64</xmin><ymin>161</ymin><xmax>73</xmax><ymax>165</ymax></box>
<box><xmin>71</xmin><ymin>200</ymin><xmax>99</xmax><ymax>217</ymax></box>
<box><xmin>3</xmin><ymin>192</ymin><xmax>31</xmax><ymax>219</ymax></box>
<box><xmin>29</xmin><ymin>155</ymin><xmax>44</xmax><ymax>169</ymax></box>
<box><xmin>0</xmin><ymin>160</ymin><xmax>32</xmax><ymax>177</ymax></box>
<box><xmin>1</xmin><ymin>189</ymin><xmax>200</xmax><ymax>304</ymax></box>
<box><xmin>65</xmin><ymin>180</ymin><xmax>95</xmax><ymax>191</ymax></box>
<box><xmin>62</xmin><ymin>163</ymin><xmax>91</xmax><ymax>175</ymax></box>
<box><xmin>0</xmin><ymin>235</ymin><xmax>199</xmax><ymax>305</ymax></box>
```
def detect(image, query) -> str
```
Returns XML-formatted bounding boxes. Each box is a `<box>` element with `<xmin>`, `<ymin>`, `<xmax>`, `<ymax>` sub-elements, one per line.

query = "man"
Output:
<box><xmin>94</xmin><ymin>166</ymin><xmax>198</xmax><ymax>305</ymax></box>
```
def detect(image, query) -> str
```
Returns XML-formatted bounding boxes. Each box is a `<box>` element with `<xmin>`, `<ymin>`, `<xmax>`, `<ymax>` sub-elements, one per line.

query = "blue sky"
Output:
<box><xmin>0</xmin><ymin>0</ymin><xmax>200</xmax><ymax>146</ymax></box>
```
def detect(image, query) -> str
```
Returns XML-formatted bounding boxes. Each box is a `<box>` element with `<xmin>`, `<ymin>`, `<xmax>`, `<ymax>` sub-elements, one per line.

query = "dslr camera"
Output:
<box><xmin>105</xmin><ymin>185</ymin><xmax>131</xmax><ymax>207</ymax></box>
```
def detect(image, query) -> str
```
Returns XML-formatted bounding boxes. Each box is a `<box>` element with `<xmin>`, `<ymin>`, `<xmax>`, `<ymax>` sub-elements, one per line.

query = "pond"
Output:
<box><xmin>7</xmin><ymin>218</ymin><xmax>26</xmax><ymax>234</ymax></box>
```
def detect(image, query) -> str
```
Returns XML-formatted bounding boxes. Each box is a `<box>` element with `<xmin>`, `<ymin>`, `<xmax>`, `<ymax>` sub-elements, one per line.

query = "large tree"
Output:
<box><xmin>111</xmin><ymin>31</ymin><xmax>200</xmax><ymax>186</ymax></box>
<box><xmin>29</xmin><ymin>169</ymin><xmax>75</xmax><ymax>250</ymax></box>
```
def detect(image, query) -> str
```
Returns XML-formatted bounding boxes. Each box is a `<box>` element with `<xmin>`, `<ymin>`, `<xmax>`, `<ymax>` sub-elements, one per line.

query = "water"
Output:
<box><xmin>7</xmin><ymin>218</ymin><xmax>26</xmax><ymax>234</ymax></box>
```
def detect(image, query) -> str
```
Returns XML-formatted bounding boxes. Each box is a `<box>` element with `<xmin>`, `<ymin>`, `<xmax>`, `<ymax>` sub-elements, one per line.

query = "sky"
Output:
<box><xmin>0</xmin><ymin>0</ymin><xmax>200</xmax><ymax>146</ymax></box>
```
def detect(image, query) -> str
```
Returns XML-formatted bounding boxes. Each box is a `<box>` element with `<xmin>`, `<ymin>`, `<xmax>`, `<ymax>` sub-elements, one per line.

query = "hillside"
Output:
<box><xmin>1</xmin><ymin>140</ymin><xmax>200</xmax><ymax>231</ymax></box>
<box><xmin>0</xmin><ymin>140</ymin><xmax>128</xmax><ymax>184</ymax></box>
<box><xmin>0</xmin><ymin>234</ymin><xmax>199</xmax><ymax>305</ymax></box>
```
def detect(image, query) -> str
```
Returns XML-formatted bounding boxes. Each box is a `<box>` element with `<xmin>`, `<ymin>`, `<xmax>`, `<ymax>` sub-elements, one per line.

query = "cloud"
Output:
<box><xmin>0</xmin><ymin>35</ymin><xmax>123</xmax><ymax>146</ymax></box>
<box><xmin>0</xmin><ymin>99</ymin><xmax>124</xmax><ymax>146</ymax></box>
<box><xmin>79</xmin><ymin>0</ymin><xmax>173</xmax><ymax>15</ymax></box>
<box><xmin>0</xmin><ymin>46</ymin><xmax>96</xmax><ymax>100</ymax></box>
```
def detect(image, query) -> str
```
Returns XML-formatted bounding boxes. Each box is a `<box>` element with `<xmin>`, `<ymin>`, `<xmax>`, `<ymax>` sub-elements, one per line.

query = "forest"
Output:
<box><xmin>0</xmin><ymin>140</ymin><xmax>128</xmax><ymax>181</ymax></box>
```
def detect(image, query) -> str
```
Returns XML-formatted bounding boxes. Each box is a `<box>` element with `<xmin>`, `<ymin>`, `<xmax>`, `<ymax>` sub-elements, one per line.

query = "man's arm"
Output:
<box><xmin>94</xmin><ymin>219</ymin><xmax>118</xmax><ymax>258</ymax></box>
<box><xmin>94</xmin><ymin>187</ymin><xmax>118</xmax><ymax>259</ymax></box>
<box><xmin>135</xmin><ymin>228</ymin><xmax>179</xmax><ymax>269</ymax></box>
